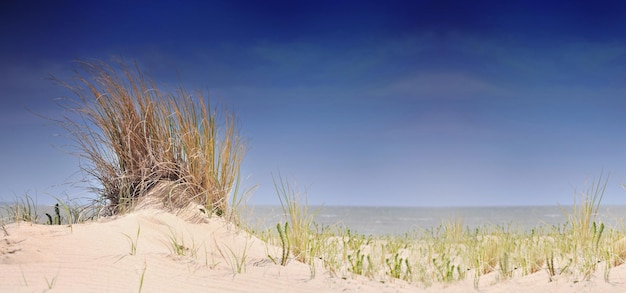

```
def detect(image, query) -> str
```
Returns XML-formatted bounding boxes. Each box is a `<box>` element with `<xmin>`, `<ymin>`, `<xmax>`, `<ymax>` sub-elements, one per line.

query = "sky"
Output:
<box><xmin>1</xmin><ymin>0</ymin><xmax>626</xmax><ymax>206</ymax></box>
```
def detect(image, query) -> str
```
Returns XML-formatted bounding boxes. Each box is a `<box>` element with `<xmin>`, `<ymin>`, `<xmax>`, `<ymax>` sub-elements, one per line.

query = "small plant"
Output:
<box><xmin>225</xmin><ymin>173</ymin><xmax>256</xmax><ymax>227</ymax></box>
<box><xmin>545</xmin><ymin>251</ymin><xmax>572</xmax><ymax>281</ymax></box>
<box><xmin>277</xmin><ymin>222</ymin><xmax>290</xmax><ymax>266</ymax></box>
<box><xmin>165</xmin><ymin>227</ymin><xmax>192</xmax><ymax>257</ymax></box>
<box><xmin>274</xmin><ymin>174</ymin><xmax>318</xmax><ymax>264</ymax></box>
<box><xmin>498</xmin><ymin>252</ymin><xmax>513</xmax><ymax>280</ymax></box>
<box><xmin>3</xmin><ymin>193</ymin><xmax>39</xmax><ymax>223</ymax></box>
<box><xmin>54</xmin><ymin>199</ymin><xmax>74</xmax><ymax>225</ymax></box>
<box><xmin>592</xmin><ymin>222</ymin><xmax>605</xmax><ymax>249</ymax></box>
<box><xmin>385</xmin><ymin>253</ymin><xmax>411</xmax><ymax>281</ymax></box>
<box><xmin>1</xmin><ymin>220</ymin><xmax>8</xmax><ymax>237</ymax></box>
<box><xmin>42</xmin><ymin>196</ymin><xmax>102</xmax><ymax>229</ymax></box>
<box><xmin>348</xmin><ymin>248</ymin><xmax>366</xmax><ymax>275</ymax></box>
<box><xmin>203</xmin><ymin>243</ymin><xmax>220</xmax><ymax>269</ymax></box>
<box><xmin>45</xmin><ymin>203</ymin><xmax>62</xmax><ymax>225</ymax></box>
<box><xmin>123</xmin><ymin>225</ymin><xmax>141</xmax><ymax>255</ymax></box>
<box><xmin>44</xmin><ymin>272</ymin><xmax>59</xmax><ymax>291</ymax></box>
<box><xmin>432</xmin><ymin>252</ymin><xmax>463</xmax><ymax>282</ymax></box>
<box><xmin>604</xmin><ymin>250</ymin><xmax>611</xmax><ymax>282</ymax></box>
<box><xmin>138</xmin><ymin>260</ymin><xmax>147</xmax><ymax>293</ymax></box>
<box><xmin>19</xmin><ymin>266</ymin><xmax>28</xmax><ymax>287</ymax></box>
<box><xmin>215</xmin><ymin>238</ymin><xmax>250</xmax><ymax>274</ymax></box>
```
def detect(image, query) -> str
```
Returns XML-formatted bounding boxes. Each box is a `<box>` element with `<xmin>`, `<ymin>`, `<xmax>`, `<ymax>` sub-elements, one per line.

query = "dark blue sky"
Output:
<box><xmin>2</xmin><ymin>1</ymin><xmax>626</xmax><ymax>206</ymax></box>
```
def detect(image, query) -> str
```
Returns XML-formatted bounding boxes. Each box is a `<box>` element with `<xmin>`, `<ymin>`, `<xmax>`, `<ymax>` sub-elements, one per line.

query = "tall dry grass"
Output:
<box><xmin>54</xmin><ymin>60</ymin><xmax>244</xmax><ymax>216</ymax></box>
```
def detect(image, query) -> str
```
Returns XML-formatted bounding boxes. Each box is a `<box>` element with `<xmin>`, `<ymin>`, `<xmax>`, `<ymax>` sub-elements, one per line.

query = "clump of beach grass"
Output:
<box><xmin>52</xmin><ymin>59</ymin><xmax>245</xmax><ymax>216</ymax></box>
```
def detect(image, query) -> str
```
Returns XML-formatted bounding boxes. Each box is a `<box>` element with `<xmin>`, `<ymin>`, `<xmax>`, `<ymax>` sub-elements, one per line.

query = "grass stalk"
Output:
<box><xmin>123</xmin><ymin>224</ymin><xmax>141</xmax><ymax>255</ymax></box>
<box><xmin>215</xmin><ymin>238</ymin><xmax>250</xmax><ymax>274</ymax></box>
<box><xmin>138</xmin><ymin>260</ymin><xmax>147</xmax><ymax>293</ymax></box>
<box><xmin>165</xmin><ymin>227</ymin><xmax>192</xmax><ymax>257</ymax></box>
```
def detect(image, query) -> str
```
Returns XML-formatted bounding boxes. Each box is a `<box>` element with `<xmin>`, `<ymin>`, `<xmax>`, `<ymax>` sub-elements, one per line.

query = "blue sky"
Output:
<box><xmin>2</xmin><ymin>1</ymin><xmax>626</xmax><ymax>206</ymax></box>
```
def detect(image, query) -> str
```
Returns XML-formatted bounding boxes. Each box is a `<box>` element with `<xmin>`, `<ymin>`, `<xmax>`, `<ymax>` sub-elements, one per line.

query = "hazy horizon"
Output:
<box><xmin>3</xmin><ymin>1</ymin><xmax>626</xmax><ymax>207</ymax></box>
<box><xmin>4</xmin><ymin>203</ymin><xmax>626</xmax><ymax>236</ymax></box>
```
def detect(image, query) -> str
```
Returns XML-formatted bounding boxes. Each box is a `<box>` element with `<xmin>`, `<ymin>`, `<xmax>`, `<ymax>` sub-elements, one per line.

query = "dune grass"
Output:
<box><xmin>3</xmin><ymin>170</ymin><xmax>625</xmax><ymax>289</ymax></box>
<box><xmin>138</xmin><ymin>260</ymin><xmax>147</xmax><ymax>293</ymax></box>
<box><xmin>0</xmin><ymin>194</ymin><xmax>99</xmax><ymax>227</ymax></box>
<box><xmin>215</xmin><ymin>238</ymin><xmax>251</xmax><ymax>274</ymax></box>
<box><xmin>1</xmin><ymin>194</ymin><xmax>40</xmax><ymax>223</ymax></box>
<box><xmin>273</xmin><ymin>175</ymin><xmax>319</xmax><ymax>264</ymax></box>
<box><xmin>163</xmin><ymin>226</ymin><xmax>200</xmax><ymax>258</ymax></box>
<box><xmin>256</xmin><ymin>174</ymin><xmax>626</xmax><ymax>288</ymax></box>
<box><xmin>5</xmin><ymin>174</ymin><xmax>623</xmax><ymax>289</ymax></box>
<box><xmin>123</xmin><ymin>224</ymin><xmax>141</xmax><ymax>256</ymax></box>
<box><xmin>53</xmin><ymin>59</ymin><xmax>244</xmax><ymax>216</ymax></box>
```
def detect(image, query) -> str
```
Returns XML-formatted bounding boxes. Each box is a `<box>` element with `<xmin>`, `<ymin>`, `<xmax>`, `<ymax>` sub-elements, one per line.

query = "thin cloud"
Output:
<box><xmin>374</xmin><ymin>72</ymin><xmax>512</xmax><ymax>101</ymax></box>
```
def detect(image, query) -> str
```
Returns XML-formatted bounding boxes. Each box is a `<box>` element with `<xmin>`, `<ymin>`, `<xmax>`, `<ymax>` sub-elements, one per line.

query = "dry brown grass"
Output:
<box><xmin>54</xmin><ymin>59</ymin><xmax>244</xmax><ymax>216</ymax></box>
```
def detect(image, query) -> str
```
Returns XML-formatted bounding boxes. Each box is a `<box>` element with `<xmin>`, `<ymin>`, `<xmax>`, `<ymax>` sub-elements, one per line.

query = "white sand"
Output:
<box><xmin>2</xmin><ymin>208</ymin><xmax>626</xmax><ymax>292</ymax></box>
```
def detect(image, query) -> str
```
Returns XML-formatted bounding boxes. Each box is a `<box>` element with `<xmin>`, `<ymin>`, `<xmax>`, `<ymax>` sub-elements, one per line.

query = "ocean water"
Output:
<box><xmin>241</xmin><ymin>205</ymin><xmax>626</xmax><ymax>236</ymax></box>
<box><xmin>3</xmin><ymin>204</ymin><xmax>626</xmax><ymax>236</ymax></box>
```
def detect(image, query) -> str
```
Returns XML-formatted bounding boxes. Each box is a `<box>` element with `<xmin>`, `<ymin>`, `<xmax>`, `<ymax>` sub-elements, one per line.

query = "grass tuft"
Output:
<box><xmin>123</xmin><ymin>224</ymin><xmax>141</xmax><ymax>256</ymax></box>
<box><xmin>215</xmin><ymin>238</ymin><xmax>250</xmax><ymax>274</ymax></box>
<box><xmin>273</xmin><ymin>174</ymin><xmax>318</xmax><ymax>264</ymax></box>
<box><xmin>53</xmin><ymin>59</ymin><xmax>245</xmax><ymax>216</ymax></box>
<box><xmin>2</xmin><ymin>194</ymin><xmax>39</xmax><ymax>223</ymax></box>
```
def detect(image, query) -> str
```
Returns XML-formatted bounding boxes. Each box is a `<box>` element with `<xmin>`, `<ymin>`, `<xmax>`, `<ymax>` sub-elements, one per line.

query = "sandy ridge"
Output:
<box><xmin>2</xmin><ymin>208</ymin><xmax>626</xmax><ymax>292</ymax></box>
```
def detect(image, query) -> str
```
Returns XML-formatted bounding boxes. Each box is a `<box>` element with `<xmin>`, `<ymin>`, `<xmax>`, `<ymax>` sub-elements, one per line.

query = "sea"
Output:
<box><xmin>239</xmin><ymin>205</ymin><xmax>626</xmax><ymax>236</ymax></box>
<box><xmin>3</xmin><ymin>203</ymin><xmax>626</xmax><ymax>236</ymax></box>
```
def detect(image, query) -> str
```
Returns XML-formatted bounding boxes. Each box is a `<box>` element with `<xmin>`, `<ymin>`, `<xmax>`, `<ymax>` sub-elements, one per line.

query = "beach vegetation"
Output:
<box><xmin>203</xmin><ymin>243</ymin><xmax>220</xmax><ymax>269</ymax></box>
<box><xmin>138</xmin><ymin>260</ymin><xmax>147</xmax><ymax>293</ymax></box>
<box><xmin>276</xmin><ymin>222</ymin><xmax>290</xmax><ymax>266</ymax></box>
<box><xmin>215</xmin><ymin>237</ymin><xmax>250</xmax><ymax>274</ymax></box>
<box><xmin>251</xmin><ymin>174</ymin><xmax>626</xmax><ymax>289</ymax></box>
<box><xmin>164</xmin><ymin>226</ymin><xmax>199</xmax><ymax>257</ymax></box>
<box><xmin>123</xmin><ymin>224</ymin><xmax>141</xmax><ymax>256</ymax></box>
<box><xmin>43</xmin><ymin>270</ymin><xmax>59</xmax><ymax>291</ymax></box>
<box><xmin>51</xmin><ymin>195</ymin><xmax>99</xmax><ymax>225</ymax></box>
<box><xmin>2</xmin><ymin>193</ymin><xmax>40</xmax><ymax>223</ymax></box>
<box><xmin>274</xmin><ymin>175</ymin><xmax>318</xmax><ymax>264</ymax></box>
<box><xmin>3</xmin><ymin>161</ymin><xmax>625</xmax><ymax>291</ymax></box>
<box><xmin>45</xmin><ymin>204</ymin><xmax>61</xmax><ymax>225</ymax></box>
<box><xmin>0</xmin><ymin>192</ymin><xmax>102</xmax><ymax>228</ymax></box>
<box><xmin>19</xmin><ymin>266</ymin><xmax>28</xmax><ymax>287</ymax></box>
<box><xmin>53</xmin><ymin>59</ymin><xmax>244</xmax><ymax>216</ymax></box>
<box><xmin>44</xmin><ymin>276</ymin><xmax>56</xmax><ymax>290</ymax></box>
<box><xmin>0</xmin><ymin>220</ymin><xmax>8</xmax><ymax>237</ymax></box>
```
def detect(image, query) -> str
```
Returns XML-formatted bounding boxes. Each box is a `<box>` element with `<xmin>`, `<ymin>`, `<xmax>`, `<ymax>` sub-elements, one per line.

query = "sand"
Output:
<box><xmin>2</xmin><ymin>207</ymin><xmax>626</xmax><ymax>292</ymax></box>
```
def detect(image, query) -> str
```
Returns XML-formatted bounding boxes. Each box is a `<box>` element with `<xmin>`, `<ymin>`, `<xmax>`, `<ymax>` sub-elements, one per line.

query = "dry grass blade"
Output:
<box><xmin>52</xmin><ymin>59</ymin><xmax>245</xmax><ymax>216</ymax></box>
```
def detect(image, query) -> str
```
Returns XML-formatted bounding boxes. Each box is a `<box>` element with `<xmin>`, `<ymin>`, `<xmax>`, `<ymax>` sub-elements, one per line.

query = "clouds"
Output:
<box><xmin>375</xmin><ymin>72</ymin><xmax>512</xmax><ymax>101</ymax></box>
<box><xmin>446</xmin><ymin>34</ymin><xmax>626</xmax><ymax>85</ymax></box>
<box><xmin>3</xmin><ymin>1</ymin><xmax>626</xmax><ymax>206</ymax></box>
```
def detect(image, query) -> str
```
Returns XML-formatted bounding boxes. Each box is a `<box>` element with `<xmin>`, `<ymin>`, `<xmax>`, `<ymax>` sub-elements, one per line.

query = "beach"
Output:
<box><xmin>0</xmin><ymin>207</ymin><xmax>411</xmax><ymax>292</ymax></box>
<box><xmin>3</xmin><ymin>206</ymin><xmax>626</xmax><ymax>292</ymax></box>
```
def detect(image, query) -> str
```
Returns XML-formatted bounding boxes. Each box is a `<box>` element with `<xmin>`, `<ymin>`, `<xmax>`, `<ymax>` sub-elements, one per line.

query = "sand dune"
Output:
<box><xmin>2</xmin><ymin>207</ymin><xmax>626</xmax><ymax>292</ymax></box>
